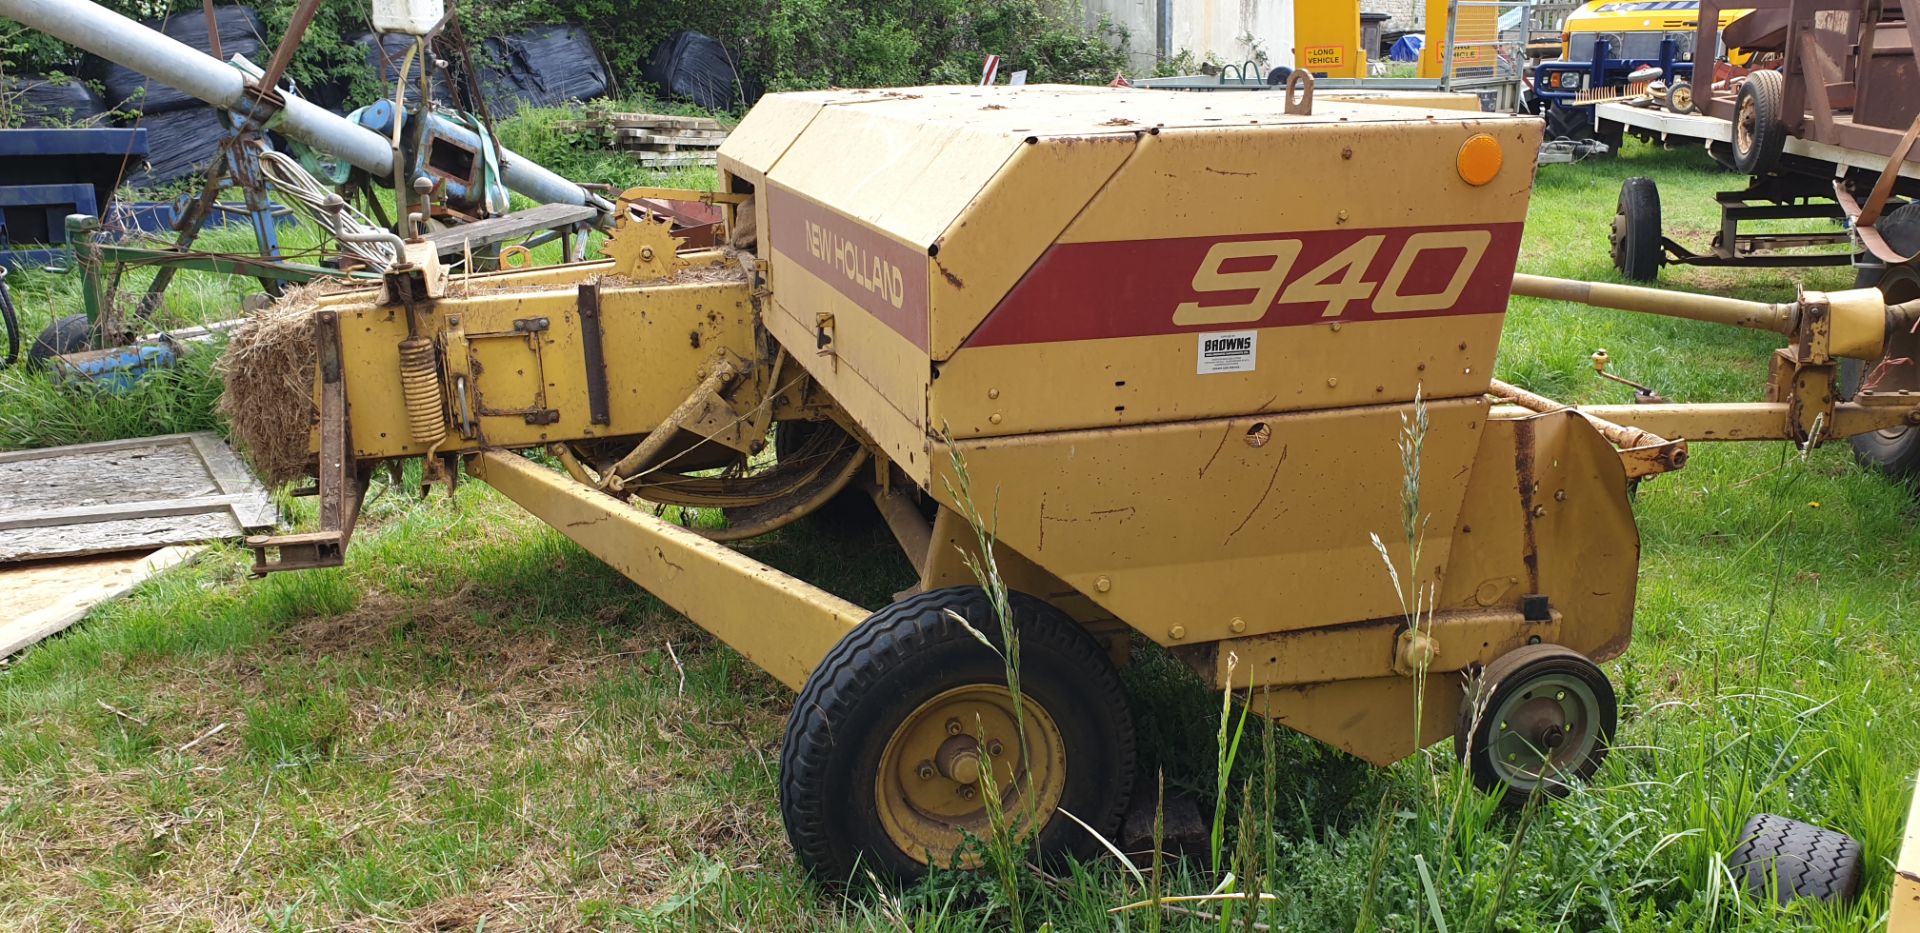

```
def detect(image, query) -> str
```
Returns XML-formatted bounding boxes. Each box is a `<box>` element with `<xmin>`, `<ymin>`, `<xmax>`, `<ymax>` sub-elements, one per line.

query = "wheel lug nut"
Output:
<box><xmin>917</xmin><ymin>761</ymin><xmax>935</xmax><ymax>780</ymax></box>
<box><xmin>1555</xmin><ymin>690</ymin><xmax>1566</xmax><ymax>701</ymax></box>
<box><xmin>946</xmin><ymin>718</ymin><xmax>962</xmax><ymax>736</ymax></box>
<box><xmin>1507</xmin><ymin>753</ymin><xmax>1518</xmax><ymax>761</ymax></box>
<box><xmin>958</xmin><ymin>786</ymin><xmax>977</xmax><ymax>800</ymax></box>
<box><xmin>1498</xmin><ymin>721</ymin><xmax>1508</xmax><ymax>731</ymax></box>
<box><xmin>987</xmin><ymin>740</ymin><xmax>1004</xmax><ymax>757</ymax></box>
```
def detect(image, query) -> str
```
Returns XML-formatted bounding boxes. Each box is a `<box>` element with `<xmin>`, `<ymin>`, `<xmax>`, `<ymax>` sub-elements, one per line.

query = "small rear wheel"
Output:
<box><xmin>780</xmin><ymin>587</ymin><xmax>1136</xmax><ymax>883</ymax></box>
<box><xmin>1664</xmin><ymin>80</ymin><xmax>1696</xmax><ymax>114</ymax></box>
<box><xmin>1729</xmin><ymin>813</ymin><xmax>1864</xmax><ymax>905</ymax></box>
<box><xmin>1611</xmin><ymin>177</ymin><xmax>1664</xmax><ymax>282</ymax></box>
<box><xmin>1839</xmin><ymin>204</ymin><xmax>1920</xmax><ymax>478</ymax></box>
<box><xmin>1733</xmin><ymin>70</ymin><xmax>1787</xmax><ymax>175</ymax></box>
<box><xmin>1458</xmin><ymin>644</ymin><xmax>1616</xmax><ymax>800</ymax></box>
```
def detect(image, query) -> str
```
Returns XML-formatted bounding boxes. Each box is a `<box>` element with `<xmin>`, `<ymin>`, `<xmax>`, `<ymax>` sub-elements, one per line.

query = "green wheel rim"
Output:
<box><xmin>1487</xmin><ymin>672</ymin><xmax>1603</xmax><ymax>792</ymax></box>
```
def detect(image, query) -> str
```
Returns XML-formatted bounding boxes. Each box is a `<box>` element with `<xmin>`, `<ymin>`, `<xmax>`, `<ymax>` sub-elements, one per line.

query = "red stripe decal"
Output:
<box><xmin>768</xmin><ymin>183</ymin><xmax>930</xmax><ymax>349</ymax></box>
<box><xmin>962</xmin><ymin>223</ymin><xmax>1525</xmax><ymax>348</ymax></box>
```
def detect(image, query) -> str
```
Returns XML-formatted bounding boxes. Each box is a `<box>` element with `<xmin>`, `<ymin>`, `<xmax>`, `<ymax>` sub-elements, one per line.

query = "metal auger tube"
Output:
<box><xmin>0</xmin><ymin>0</ymin><xmax>609</xmax><ymax>217</ymax></box>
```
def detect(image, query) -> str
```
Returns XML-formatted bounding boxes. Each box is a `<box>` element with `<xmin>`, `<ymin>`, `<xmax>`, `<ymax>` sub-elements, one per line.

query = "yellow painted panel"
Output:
<box><xmin>937</xmin><ymin>397</ymin><xmax>1488</xmax><ymax>645</ymax></box>
<box><xmin>334</xmin><ymin>279</ymin><xmax>756</xmax><ymax>460</ymax></box>
<box><xmin>717</xmin><ymin>90</ymin><xmax>865</xmax><ymax>181</ymax></box>
<box><xmin>1058</xmin><ymin>118</ymin><xmax>1539</xmax><ymax>243</ymax></box>
<box><xmin>765</xmin><ymin>251</ymin><xmax>933</xmax><ymax>485</ymax></box>
<box><xmin>931</xmin><ymin>315</ymin><xmax>1506</xmax><ymax>437</ymax></box>
<box><xmin>928</xmin><ymin>133</ymin><xmax>1139</xmax><ymax>359</ymax></box>
<box><xmin>766</xmin><ymin>102</ymin><xmax>1023</xmax><ymax>250</ymax></box>
<box><xmin>1295</xmin><ymin>0</ymin><xmax>1366</xmax><ymax>78</ymax></box>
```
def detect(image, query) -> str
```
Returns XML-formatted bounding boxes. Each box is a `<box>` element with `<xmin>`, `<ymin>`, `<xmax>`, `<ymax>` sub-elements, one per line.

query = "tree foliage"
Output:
<box><xmin>2</xmin><ymin>0</ymin><xmax>1130</xmax><ymax>113</ymax></box>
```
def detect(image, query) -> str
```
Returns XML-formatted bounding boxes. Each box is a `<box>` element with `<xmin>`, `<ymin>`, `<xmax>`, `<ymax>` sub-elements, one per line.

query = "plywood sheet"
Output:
<box><xmin>0</xmin><ymin>432</ymin><xmax>275</xmax><ymax>562</ymax></box>
<box><xmin>0</xmin><ymin>546</ymin><xmax>200</xmax><ymax>658</ymax></box>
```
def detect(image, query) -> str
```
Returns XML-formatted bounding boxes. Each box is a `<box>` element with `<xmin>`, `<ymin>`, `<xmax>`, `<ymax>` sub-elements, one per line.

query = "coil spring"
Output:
<box><xmin>398</xmin><ymin>337</ymin><xmax>447</xmax><ymax>446</ymax></box>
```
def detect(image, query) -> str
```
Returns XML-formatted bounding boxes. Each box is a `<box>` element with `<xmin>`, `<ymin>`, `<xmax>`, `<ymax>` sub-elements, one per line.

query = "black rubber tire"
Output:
<box><xmin>27</xmin><ymin>312</ymin><xmax>92</xmax><ymax>368</ymax></box>
<box><xmin>1839</xmin><ymin>203</ymin><xmax>1920</xmax><ymax>478</ymax></box>
<box><xmin>1458</xmin><ymin>644</ymin><xmax>1617</xmax><ymax>800</ymax></box>
<box><xmin>780</xmin><ymin>586</ymin><xmax>1136</xmax><ymax>884</ymax></box>
<box><xmin>1733</xmin><ymin>70</ymin><xmax>1787</xmax><ymax>175</ymax></box>
<box><xmin>1729</xmin><ymin>814</ymin><xmax>1864</xmax><ymax>905</ymax></box>
<box><xmin>1612</xmin><ymin>177</ymin><xmax>1664</xmax><ymax>282</ymax></box>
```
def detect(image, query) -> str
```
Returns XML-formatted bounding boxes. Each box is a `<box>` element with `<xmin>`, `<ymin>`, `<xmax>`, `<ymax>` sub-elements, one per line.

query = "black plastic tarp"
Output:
<box><xmin>85</xmin><ymin>6</ymin><xmax>266</xmax><ymax>116</ymax></box>
<box><xmin>126</xmin><ymin>106</ymin><xmax>229</xmax><ymax>187</ymax></box>
<box><xmin>3</xmin><ymin>75</ymin><xmax>106</xmax><ymax>127</ymax></box>
<box><xmin>351</xmin><ymin>32</ymin><xmax>462</xmax><ymax>109</ymax></box>
<box><xmin>643</xmin><ymin>31</ymin><xmax>750</xmax><ymax>112</ymax></box>
<box><xmin>468</xmin><ymin>24</ymin><xmax>612</xmax><ymax>117</ymax></box>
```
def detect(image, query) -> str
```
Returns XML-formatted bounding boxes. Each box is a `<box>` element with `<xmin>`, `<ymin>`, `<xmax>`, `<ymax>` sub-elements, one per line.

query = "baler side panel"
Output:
<box><xmin>936</xmin><ymin>397</ymin><xmax>1487</xmax><ymax>646</ymax></box>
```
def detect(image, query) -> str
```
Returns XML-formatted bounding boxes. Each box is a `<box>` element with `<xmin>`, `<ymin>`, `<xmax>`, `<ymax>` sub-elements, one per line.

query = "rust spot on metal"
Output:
<box><xmin>938</xmin><ymin>263</ymin><xmax>964</xmax><ymax>289</ymax></box>
<box><xmin>1514</xmin><ymin>419</ymin><xmax>1541</xmax><ymax>593</ymax></box>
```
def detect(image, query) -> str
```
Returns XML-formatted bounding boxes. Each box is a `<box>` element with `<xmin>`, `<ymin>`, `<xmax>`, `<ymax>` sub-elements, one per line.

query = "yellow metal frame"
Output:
<box><xmin>469</xmin><ymin>449</ymin><xmax>866</xmax><ymax>690</ymax></box>
<box><xmin>1897</xmin><ymin>770</ymin><xmax>1920</xmax><ymax>931</ymax></box>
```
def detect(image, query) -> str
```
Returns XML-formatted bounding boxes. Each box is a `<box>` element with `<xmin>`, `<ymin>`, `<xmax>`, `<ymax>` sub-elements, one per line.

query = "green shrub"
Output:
<box><xmin>2</xmin><ymin>0</ymin><xmax>1130</xmax><ymax>118</ymax></box>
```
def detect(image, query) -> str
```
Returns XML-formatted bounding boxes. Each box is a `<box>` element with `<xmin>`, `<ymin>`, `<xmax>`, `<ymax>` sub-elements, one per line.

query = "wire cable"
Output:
<box><xmin>257</xmin><ymin>149</ymin><xmax>399</xmax><ymax>271</ymax></box>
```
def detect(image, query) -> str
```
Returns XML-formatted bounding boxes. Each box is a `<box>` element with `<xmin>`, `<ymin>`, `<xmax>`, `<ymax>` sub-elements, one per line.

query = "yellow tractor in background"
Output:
<box><xmin>235</xmin><ymin>81</ymin><xmax>1920</xmax><ymax>889</ymax></box>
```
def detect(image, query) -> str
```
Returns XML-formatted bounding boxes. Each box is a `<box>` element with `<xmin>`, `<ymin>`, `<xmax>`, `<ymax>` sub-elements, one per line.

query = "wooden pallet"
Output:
<box><xmin>561</xmin><ymin>110</ymin><xmax>728</xmax><ymax>168</ymax></box>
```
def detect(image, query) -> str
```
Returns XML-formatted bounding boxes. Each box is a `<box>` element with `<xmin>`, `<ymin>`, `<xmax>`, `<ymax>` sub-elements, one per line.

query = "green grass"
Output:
<box><xmin>2</xmin><ymin>136</ymin><xmax>1918</xmax><ymax>930</ymax></box>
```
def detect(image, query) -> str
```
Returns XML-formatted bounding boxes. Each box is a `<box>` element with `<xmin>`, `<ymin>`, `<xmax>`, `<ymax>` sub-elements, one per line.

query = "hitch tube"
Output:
<box><xmin>1512</xmin><ymin>273</ymin><xmax>1798</xmax><ymax>335</ymax></box>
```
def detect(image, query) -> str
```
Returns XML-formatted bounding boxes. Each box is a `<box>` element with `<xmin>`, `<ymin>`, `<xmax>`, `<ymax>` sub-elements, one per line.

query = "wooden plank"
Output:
<box><xmin>0</xmin><ymin>432</ymin><xmax>274</xmax><ymax>562</ymax></box>
<box><xmin>423</xmin><ymin>203</ymin><xmax>599</xmax><ymax>257</ymax></box>
<box><xmin>0</xmin><ymin>546</ymin><xmax>201</xmax><ymax>659</ymax></box>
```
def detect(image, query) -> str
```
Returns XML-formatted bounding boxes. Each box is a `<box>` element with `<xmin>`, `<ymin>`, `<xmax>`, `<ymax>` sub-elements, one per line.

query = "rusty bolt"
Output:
<box><xmin>1531</xmin><ymin>504</ymin><xmax>1547</xmax><ymax>518</ymax></box>
<box><xmin>1341</xmin><ymin>146</ymin><xmax>1353</xmax><ymax>160</ymax></box>
<box><xmin>1095</xmin><ymin>576</ymin><xmax>1112</xmax><ymax>593</ymax></box>
<box><xmin>1169</xmin><ymin>625</ymin><xmax>1187</xmax><ymax>640</ymax></box>
<box><xmin>1554</xmin><ymin>489</ymin><xmax>1567</xmax><ymax>502</ymax></box>
<box><xmin>946</xmin><ymin>718</ymin><xmax>962</xmax><ymax>736</ymax></box>
<box><xmin>917</xmin><ymin>762</ymin><xmax>935</xmax><ymax>780</ymax></box>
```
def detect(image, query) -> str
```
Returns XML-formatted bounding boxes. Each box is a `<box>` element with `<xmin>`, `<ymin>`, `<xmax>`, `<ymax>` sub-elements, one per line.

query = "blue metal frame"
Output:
<box><xmin>0</xmin><ymin>183</ymin><xmax>99</xmax><ymax>271</ymax></box>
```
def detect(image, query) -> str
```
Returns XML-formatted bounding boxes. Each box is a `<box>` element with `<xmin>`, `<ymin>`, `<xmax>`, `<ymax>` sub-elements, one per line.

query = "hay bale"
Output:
<box><xmin>215</xmin><ymin>284</ymin><xmax>338</xmax><ymax>487</ymax></box>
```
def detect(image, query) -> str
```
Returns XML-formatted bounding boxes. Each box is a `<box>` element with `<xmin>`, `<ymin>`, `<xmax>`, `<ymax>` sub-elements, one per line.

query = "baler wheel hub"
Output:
<box><xmin>875</xmin><ymin>684</ymin><xmax>1067</xmax><ymax>864</ymax></box>
<box><xmin>1460</xmin><ymin>644</ymin><xmax>1617</xmax><ymax>800</ymax></box>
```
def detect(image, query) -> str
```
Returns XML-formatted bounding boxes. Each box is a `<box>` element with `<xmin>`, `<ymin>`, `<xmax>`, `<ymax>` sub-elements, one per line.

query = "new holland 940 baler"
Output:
<box><xmin>236</xmin><ymin>80</ymin><xmax>1920</xmax><ymax>887</ymax></box>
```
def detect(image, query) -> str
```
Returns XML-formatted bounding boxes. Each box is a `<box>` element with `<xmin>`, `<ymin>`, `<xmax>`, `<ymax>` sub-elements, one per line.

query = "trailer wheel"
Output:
<box><xmin>1840</xmin><ymin>204</ymin><xmax>1920</xmax><ymax>478</ymax></box>
<box><xmin>1664</xmin><ymin>80</ymin><xmax>1696</xmax><ymax>115</ymax></box>
<box><xmin>1458</xmin><ymin>644</ymin><xmax>1616</xmax><ymax>800</ymax></box>
<box><xmin>1729</xmin><ymin>813</ymin><xmax>1864</xmax><ymax>905</ymax></box>
<box><xmin>780</xmin><ymin>586</ymin><xmax>1135</xmax><ymax>883</ymax></box>
<box><xmin>1611</xmin><ymin>178</ymin><xmax>1664</xmax><ymax>282</ymax></box>
<box><xmin>1733</xmin><ymin>70</ymin><xmax>1787</xmax><ymax>175</ymax></box>
<box><xmin>27</xmin><ymin>313</ymin><xmax>92</xmax><ymax>368</ymax></box>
